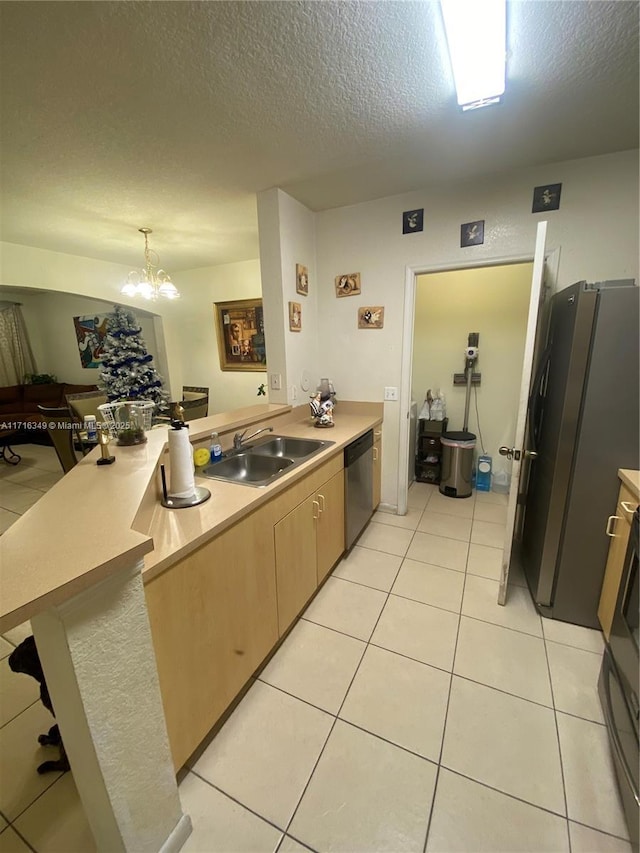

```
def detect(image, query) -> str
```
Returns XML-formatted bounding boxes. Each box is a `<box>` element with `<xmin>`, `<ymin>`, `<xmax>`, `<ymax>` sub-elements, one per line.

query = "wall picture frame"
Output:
<box><xmin>532</xmin><ymin>183</ymin><xmax>562</xmax><ymax>213</ymax></box>
<box><xmin>73</xmin><ymin>313</ymin><xmax>110</xmax><ymax>368</ymax></box>
<box><xmin>214</xmin><ymin>298</ymin><xmax>266</xmax><ymax>371</ymax></box>
<box><xmin>335</xmin><ymin>272</ymin><xmax>361</xmax><ymax>297</ymax></box>
<box><xmin>296</xmin><ymin>264</ymin><xmax>309</xmax><ymax>296</ymax></box>
<box><xmin>402</xmin><ymin>208</ymin><xmax>424</xmax><ymax>234</ymax></box>
<box><xmin>358</xmin><ymin>306</ymin><xmax>384</xmax><ymax>329</ymax></box>
<box><xmin>460</xmin><ymin>220</ymin><xmax>484</xmax><ymax>247</ymax></box>
<box><xmin>289</xmin><ymin>301</ymin><xmax>302</xmax><ymax>332</ymax></box>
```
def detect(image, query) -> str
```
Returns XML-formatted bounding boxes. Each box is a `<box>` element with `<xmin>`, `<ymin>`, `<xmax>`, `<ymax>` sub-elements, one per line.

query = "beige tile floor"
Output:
<box><xmin>0</xmin><ymin>457</ymin><xmax>632</xmax><ymax>853</ymax></box>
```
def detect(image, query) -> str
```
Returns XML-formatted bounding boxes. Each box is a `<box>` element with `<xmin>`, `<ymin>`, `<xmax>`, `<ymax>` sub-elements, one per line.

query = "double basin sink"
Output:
<box><xmin>199</xmin><ymin>435</ymin><xmax>335</xmax><ymax>487</ymax></box>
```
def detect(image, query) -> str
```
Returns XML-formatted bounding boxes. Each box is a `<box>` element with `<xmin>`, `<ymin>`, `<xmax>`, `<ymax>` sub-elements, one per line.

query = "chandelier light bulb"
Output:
<box><xmin>121</xmin><ymin>228</ymin><xmax>181</xmax><ymax>301</ymax></box>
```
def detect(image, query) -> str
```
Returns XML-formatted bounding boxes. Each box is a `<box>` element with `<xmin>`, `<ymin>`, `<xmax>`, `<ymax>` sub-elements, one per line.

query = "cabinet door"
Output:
<box><xmin>372</xmin><ymin>431</ymin><xmax>382</xmax><ymax>510</ymax></box>
<box><xmin>274</xmin><ymin>494</ymin><xmax>318</xmax><ymax>636</ymax></box>
<box><xmin>145</xmin><ymin>504</ymin><xmax>278</xmax><ymax>770</ymax></box>
<box><xmin>317</xmin><ymin>469</ymin><xmax>345</xmax><ymax>583</ymax></box>
<box><xmin>598</xmin><ymin>485</ymin><xmax>637</xmax><ymax>639</ymax></box>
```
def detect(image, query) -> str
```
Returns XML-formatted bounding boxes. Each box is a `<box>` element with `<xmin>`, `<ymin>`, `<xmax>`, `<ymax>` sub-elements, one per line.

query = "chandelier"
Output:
<box><xmin>121</xmin><ymin>228</ymin><xmax>180</xmax><ymax>300</ymax></box>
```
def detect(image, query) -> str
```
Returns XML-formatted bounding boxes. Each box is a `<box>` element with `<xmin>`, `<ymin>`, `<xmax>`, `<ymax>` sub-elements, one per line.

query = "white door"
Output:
<box><xmin>497</xmin><ymin>221</ymin><xmax>549</xmax><ymax>605</ymax></box>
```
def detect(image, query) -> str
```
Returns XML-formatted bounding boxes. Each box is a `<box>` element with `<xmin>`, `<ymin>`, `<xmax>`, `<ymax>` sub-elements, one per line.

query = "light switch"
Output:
<box><xmin>270</xmin><ymin>373</ymin><xmax>281</xmax><ymax>391</ymax></box>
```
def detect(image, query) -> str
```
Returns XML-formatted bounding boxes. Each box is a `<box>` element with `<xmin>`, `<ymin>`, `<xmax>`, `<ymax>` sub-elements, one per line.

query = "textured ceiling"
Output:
<box><xmin>0</xmin><ymin>1</ymin><xmax>638</xmax><ymax>271</ymax></box>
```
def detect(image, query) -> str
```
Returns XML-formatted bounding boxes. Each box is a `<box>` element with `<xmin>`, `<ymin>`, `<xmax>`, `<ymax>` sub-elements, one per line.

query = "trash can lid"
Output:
<box><xmin>441</xmin><ymin>430</ymin><xmax>476</xmax><ymax>448</ymax></box>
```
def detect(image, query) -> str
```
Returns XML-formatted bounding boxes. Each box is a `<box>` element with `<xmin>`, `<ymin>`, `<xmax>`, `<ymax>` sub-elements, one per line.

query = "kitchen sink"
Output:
<box><xmin>201</xmin><ymin>452</ymin><xmax>294</xmax><ymax>486</ymax></box>
<box><xmin>250</xmin><ymin>436</ymin><xmax>330</xmax><ymax>459</ymax></box>
<box><xmin>199</xmin><ymin>435</ymin><xmax>335</xmax><ymax>487</ymax></box>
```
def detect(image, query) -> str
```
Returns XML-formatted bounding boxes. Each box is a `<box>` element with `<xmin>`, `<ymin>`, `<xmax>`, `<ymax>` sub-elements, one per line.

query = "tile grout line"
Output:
<box><xmin>0</xmin><ymin>697</ymin><xmax>41</xmax><ymax>730</ymax></box>
<box><xmin>186</xmin><ymin>769</ymin><xmax>295</xmax><ymax>843</ymax></box>
<box><xmin>422</xmin><ymin>505</ymin><xmax>471</xmax><ymax>853</ymax></box>
<box><xmin>0</xmin><ymin>821</ymin><xmax>38</xmax><ymax>852</ymax></box>
<box><xmin>281</xmin><ymin>525</ymin><xmax>411</xmax><ymax>842</ymax></box>
<box><xmin>541</xmin><ymin>623</ymin><xmax>572</xmax><ymax>852</ymax></box>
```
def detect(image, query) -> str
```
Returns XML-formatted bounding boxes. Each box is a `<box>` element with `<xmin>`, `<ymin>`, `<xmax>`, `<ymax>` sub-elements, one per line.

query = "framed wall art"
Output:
<box><xmin>358</xmin><ymin>306</ymin><xmax>384</xmax><ymax>329</ymax></box>
<box><xmin>402</xmin><ymin>208</ymin><xmax>424</xmax><ymax>234</ymax></box>
<box><xmin>289</xmin><ymin>301</ymin><xmax>302</xmax><ymax>332</ymax></box>
<box><xmin>296</xmin><ymin>264</ymin><xmax>309</xmax><ymax>296</ymax></box>
<box><xmin>73</xmin><ymin>313</ymin><xmax>110</xmax><ymax>368</ymax></box>
<box><xmin>532</xmin><ymin>183</ymin><xmax>562</xmax><ymax>213</ymax></box>
<box><xmin>335</xmin><ymin>273</ymin><xmax>361</xmax><ymax>297</ymax></box>
<box><xmin>460</xmin><ymin>220</ymin><xmax>484</xmax><ymax>247</ymax></box>
<box><xmin>214</xmin><ymin>298</ymin><xmax>266</xmax><ymax>371</ymax></box>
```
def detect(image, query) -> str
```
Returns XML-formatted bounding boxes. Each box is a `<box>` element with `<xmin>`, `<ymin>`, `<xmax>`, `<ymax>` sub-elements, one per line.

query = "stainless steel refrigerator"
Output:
<box><xmin>520</xmin><ymin>280</ymin><xmax>639</xmax><ymax>629</ymax></box>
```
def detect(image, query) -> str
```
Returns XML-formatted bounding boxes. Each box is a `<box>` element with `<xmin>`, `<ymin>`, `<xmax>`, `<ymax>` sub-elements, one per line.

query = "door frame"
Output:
<box><xmin>397</xmin><ymin>248</ymin><xmax>560</xmax><ymax>515</ymax></box>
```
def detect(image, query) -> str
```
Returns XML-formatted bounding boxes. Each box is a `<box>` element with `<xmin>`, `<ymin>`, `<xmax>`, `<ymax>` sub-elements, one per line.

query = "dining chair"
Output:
<box><xmin>181</xmin><ymin>386</ymin><xmax>209</xmax><ymax>421</ymax></box>
<box><xmin>65</xmin><ymin>390</ymin><xmax>108</xmax><ymax>424</ymax></box>
<box><xmin>37</xmin><ymin>405</ymin><xmax>79</xmax><ymax>474</ymax></box>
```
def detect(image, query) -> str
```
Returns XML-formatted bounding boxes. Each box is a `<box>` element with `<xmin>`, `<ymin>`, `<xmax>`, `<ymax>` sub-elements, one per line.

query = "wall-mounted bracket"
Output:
<box><xmin>453</xmin><ymin>372</ymin><xmax>481</xmax><ymax>386</ymax></box>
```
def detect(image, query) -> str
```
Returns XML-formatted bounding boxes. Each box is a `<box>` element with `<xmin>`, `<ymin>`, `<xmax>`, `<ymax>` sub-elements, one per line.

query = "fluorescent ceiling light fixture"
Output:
<box><xmin>440</xmin><ymin>0</ymin><xmax>506</xmax><ymax>110</ymax></box>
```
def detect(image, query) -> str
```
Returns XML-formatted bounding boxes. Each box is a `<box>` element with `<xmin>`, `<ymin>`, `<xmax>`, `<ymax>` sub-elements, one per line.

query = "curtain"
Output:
<box><xmin>0</xmin><ymin>305</ymin><xmax>37</xmax><ymax>386</ymax></box>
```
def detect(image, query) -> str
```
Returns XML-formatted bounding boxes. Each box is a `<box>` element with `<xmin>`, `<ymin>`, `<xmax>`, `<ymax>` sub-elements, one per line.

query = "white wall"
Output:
<box><xmin>413</xmin><ymin>264</ymin><xmax>533</xmax><ymax>478</ymax></box>
<box><xmin>0</xmin><ymin>288</ymin><xmax>161</xmax><ymax>386</ymax></box>
<box><xmin>172</xmin><ymin>259</ymin><xmax>265</xmax><ymax>414</ymax></box>
<box><xmin>315</xmin><ymin>149</ymin><xmax>639</xmax><ymax>508</ymax></box>
<box><xmin>258</xmin><ymin>188</ymin><xmax>319</xmax><ymax>406</ymax></box>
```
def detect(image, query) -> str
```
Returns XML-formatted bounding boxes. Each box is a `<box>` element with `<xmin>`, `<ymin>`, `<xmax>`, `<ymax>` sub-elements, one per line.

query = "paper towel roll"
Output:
<box><xmin>168</xmin><ymin>427</ymin><xmax>196</xmax><ymax>498</ymax></box>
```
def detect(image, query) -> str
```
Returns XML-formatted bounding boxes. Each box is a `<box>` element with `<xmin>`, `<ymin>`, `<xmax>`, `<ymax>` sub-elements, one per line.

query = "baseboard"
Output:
<box><xmin>159</xmin><ymin>813</ymin><xmax>192</xmax><ymax>853</ymax></box>
<box><xmin>378</xmin><ymin>502</ymin><xmax>397</xmax><ymax>513</ymax></box>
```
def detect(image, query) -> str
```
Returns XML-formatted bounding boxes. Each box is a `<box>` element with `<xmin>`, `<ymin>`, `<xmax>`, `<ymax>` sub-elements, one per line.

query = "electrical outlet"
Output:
<box><xmin>384</xmin><ymin>386</ymin><xmax>398</xmax><ymax>401</ymax></box>
<box><xmin>270</xmin><ymin>373</ymin><xmax>281</xmax><ymax>391</ymax></box>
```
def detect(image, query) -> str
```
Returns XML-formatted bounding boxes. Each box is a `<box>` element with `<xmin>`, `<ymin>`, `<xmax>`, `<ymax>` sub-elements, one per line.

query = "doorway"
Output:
<box><xmin>410</xmin><ymin>262</ymin><xmax>534</xmax><ymax>493</ymax></box>
<box><xmin>397</xmin><ymin>253</ymin><xmax>544</xmax><ymax>514</ymax></box>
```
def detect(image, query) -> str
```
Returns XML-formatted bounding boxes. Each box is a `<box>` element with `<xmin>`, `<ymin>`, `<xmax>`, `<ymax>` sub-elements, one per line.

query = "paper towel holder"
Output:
<box><xmin>159</xmin><ymin>463</ymin><xmax>211</xmax><ymax>509</ymax></box>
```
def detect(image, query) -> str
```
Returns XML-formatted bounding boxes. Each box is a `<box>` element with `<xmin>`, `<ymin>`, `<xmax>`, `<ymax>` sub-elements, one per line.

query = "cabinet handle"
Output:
<box><xmin>312</xmin><ymin>500</ymin><xmax>320</xmax><ymax>520</ymax></box>
<box><xmin>606</xmin><ymin>515</ymin><xmax>621</xmax><ymax>537</ymax></box>
<box><xmin>621</xmin><ymin>501</ymin><xmax>637</xmax><ymax>515</ymax></box>
<box><xmin>373</xmin><ymin>447</ymin><xmax>379</xmax><ymax>461</ymax></box>
<box><xmin>374</xmin><ymin>430</ymin><xmax>382</xmax><ymax>437</ymax></box>
<box><xmin>318</xmin><ymin>494</ymin><xmax>325</xmax><ymax>513</ymax></box>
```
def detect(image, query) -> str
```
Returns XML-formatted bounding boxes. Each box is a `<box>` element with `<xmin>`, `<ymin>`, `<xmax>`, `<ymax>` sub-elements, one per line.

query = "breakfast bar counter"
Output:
<box><xmin>0</xmin><ymin>402</ymin><xmax>380</xmax><ymax>632</ymax></box>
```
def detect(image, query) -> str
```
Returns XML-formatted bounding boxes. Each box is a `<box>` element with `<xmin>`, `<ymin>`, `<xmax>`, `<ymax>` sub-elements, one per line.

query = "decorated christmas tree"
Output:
<box><xmin>100</xmin><ymin>305</ymin><xmax>169</xmax><ymax>410</ymax></box>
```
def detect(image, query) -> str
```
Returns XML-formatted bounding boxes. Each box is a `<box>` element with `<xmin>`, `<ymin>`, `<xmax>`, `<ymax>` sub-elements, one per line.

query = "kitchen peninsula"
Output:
<box><xmin>0</xmin><ymin>401</ymin><xmax>382</xmax><ymax>851</ymax></box>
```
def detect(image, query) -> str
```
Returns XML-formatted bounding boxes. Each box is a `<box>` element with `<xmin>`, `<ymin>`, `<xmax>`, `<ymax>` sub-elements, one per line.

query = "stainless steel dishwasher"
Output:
<box><xmin>344</xmin><ymin>430</ymin><xmax>374</xmax><ymax>549</ymax></box>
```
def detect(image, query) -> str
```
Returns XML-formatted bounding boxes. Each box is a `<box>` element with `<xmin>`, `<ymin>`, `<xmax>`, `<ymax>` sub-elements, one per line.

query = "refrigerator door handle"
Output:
<box><xmin>606</xmin><ymin>515</ymin><xmax>621</xmax><ymax>537</ymax></box>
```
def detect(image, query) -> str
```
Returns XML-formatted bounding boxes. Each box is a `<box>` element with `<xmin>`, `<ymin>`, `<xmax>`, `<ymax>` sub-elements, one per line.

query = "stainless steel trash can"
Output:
<box><xmin>439</xmin><ymin>431</ymin><xmax>476</xmax><ymax>498</ymax></box>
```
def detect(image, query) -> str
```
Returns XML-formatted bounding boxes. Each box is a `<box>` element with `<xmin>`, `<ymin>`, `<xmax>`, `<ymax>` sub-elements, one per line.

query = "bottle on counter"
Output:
<box><xmin>85</xmin><ymin>415</ymin><xmax>98</xmax><ymax>442</ymax></box>
<box><xmin>209</xmin><ymin>431</ymin><xmax>223</xmax><ymax>463</ymax></box>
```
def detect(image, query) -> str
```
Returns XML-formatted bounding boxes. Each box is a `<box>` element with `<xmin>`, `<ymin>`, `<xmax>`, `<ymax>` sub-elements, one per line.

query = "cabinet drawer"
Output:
<box><xmin>419</xmin><ymin>436</ymin><xmax>441</xmax><ymax>451</ymax></box>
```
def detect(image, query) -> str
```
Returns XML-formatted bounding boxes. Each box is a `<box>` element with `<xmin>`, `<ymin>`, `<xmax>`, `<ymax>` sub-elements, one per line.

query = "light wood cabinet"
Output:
<box><xmin>275</xmin><ymin>468</ymin><xmax>345</xmax><ymax>634</ymax></box>
<box><xmin>145</xmin><ymin>501</ymin><xmax>278</xmax><ymax>771</ymax></box>
<box><xmin>145</xmin><ymin>451</ymin><xmax>346</xmax><ymax>769</ymax></box>
<box><xmin>598</xmin><ymin>482</ymin><xmax>638</xmax><ymax>640</ymax></box>
<box><xmin>373</xmin><ymin>429</ymin><xmax>382</xmax><ymax>510</ymax></box>
<box><xmin>316</xmin><ymin>469</ymin><xmax>345</xmax><ymax>583</ymax></box>
<box><xmin>274</xmin><ymin>494</ymin><xmax>319</xmax><ymax>635</ymax></box>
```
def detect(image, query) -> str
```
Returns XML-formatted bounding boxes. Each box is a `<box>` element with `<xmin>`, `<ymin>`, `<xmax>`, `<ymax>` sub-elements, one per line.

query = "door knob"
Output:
<box><xmin>524</xmin><ymin>450</ymin><xmax>538</xmax><ymax>459</ymax></box>
<box><xmin>499</xmin><ymin>446</ymin><xmax>521</xmax><ymax>461</ymax></box>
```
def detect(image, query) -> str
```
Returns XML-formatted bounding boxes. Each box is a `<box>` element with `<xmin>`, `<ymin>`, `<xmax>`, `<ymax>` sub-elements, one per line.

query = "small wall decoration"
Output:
<box><xmin>460</xmin><ymin>220</ymin><xmax>485</xmax><ymax>248</ymax></box>
<box><xmin>335</xmin><ymin>273</ymin><xmax>361</xmax><ymax>297</ymax></box>
<box><xmin>402</xmin><ymin>208</ymin><xmax>424</xmax><ymax>234</ymax></box>
<box><xmin>289</xmin><ymin>301</ymin><xmax>302</xmax><ymax>332</ymax></box>
<box><xmin>358</xmin><ymin>306</ymin><xmax>385</xmax><ymax>329</ymax></box>
<box><xmin>295</xmin><ymin>264</ymin><xmax>309</xmax><ymax>296</ymax></box>
<box><xmin>532</xmin><ymin>183</ymin><xmax>562</xmax><ymax>213</ymax></box>
<box><xmin>214</xmin><ymin>298</ymin><xmax>266</xmax><ymax>371</ymax></box>
<box><xmin>73</xmin><ymin>314</ymin><xmax>109</xmax><ymax>368</ymax></box>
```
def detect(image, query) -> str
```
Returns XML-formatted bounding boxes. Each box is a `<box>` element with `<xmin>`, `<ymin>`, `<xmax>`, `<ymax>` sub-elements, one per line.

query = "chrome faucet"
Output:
<box><xmin>233</xmin><ymin>426</ymin><xmax>273</xmax><ymax>449</ymax></box>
